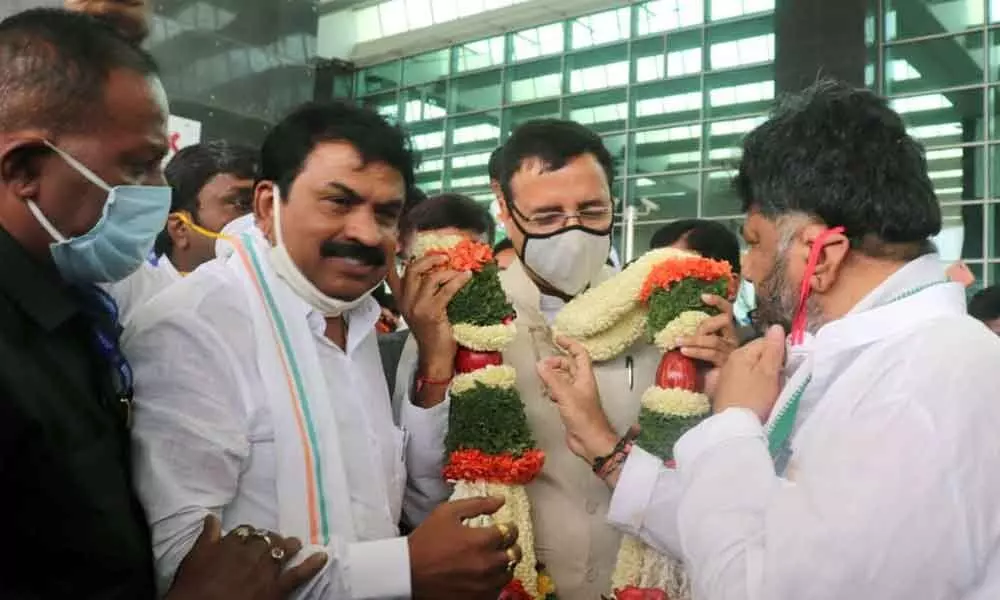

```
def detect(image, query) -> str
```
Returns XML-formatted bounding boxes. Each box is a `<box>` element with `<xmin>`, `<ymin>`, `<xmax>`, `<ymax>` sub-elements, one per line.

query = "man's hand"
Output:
<box><xmin>711</xmin><ymin>325</ymin><xmax>785</xmax><ymax>422</ymax></box>
<box><xmin>677</xmin><ymin>294</ymin><xmax>740</xmax><ymax>396</ymax></box>
<box><xmin>536</xmin><ymin>336</ymin><xmax>617</xmax><ymax>465</ymax></box>
<box><xmin>409</xmin><ymin>497</ymin><xmax>519</xmax><ymax>600</ymax></box>
<box><xmin>165</xmin><ymin>515</ymin><xmax>327</xmax><ymax>600</ymax></box>
<box><xmin>400</xmin><ymin>255</ymin><xmax>471</xmax><ymax>406</ymax></box>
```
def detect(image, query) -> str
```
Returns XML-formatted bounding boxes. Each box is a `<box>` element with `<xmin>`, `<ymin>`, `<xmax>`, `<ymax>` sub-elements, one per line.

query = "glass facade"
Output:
<box><xmin>355</xmin><ymin>0</ymin><xmax>776</xmax><ymax>250</ymax></box>
<box><xmin>873</xmin><ymin>0</ymin><xmax>1000</xmax><ymax>290</ymax></box>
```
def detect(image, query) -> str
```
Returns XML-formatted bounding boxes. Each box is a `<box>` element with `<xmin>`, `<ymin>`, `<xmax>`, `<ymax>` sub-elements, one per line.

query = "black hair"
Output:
<box><xmin>399</xmin><ymin>192</ymin><xmax>494</xmax><ymax>242</ymax></box>
<box><xmin>497</xmin><ymin>119</ymin><xmax>615</xmax><ymax>205</ymax></box>
<box><xmin>0</xmin><ymin>8</ymin><xmax>158</xmax><ymax>135</ymax></box>
<box><xmin>493</xmin><ymin>237</ymin><xmax>514</xmax><ymax>254</ymax></box>
<box><xmin>734</xmin><ymin>79</ymin><xmax>940</xmax><ymax>259</ymax></box>
<box><xmin>650</xmin><ymin>219</ymin><xmax>742</xmax><ymax>274</ymax></box>
<box><xmin>259</xmin><ymin>100</ymin><xmax>416</xmax><ymax>200</ymax></box>
<box><xmin>488</xmin><ymin>145</ymin><xmax>502</xmax><ymax>181</ymax></box>
<box><xmin>968</xmin><ymin>285</ymin><xmax>1000</xmax><ymax>322</ymax></box>
<box><xmin>153</xmin><ymin>140</ymin><xmax>259</xmax><ymax>257</ymax></box>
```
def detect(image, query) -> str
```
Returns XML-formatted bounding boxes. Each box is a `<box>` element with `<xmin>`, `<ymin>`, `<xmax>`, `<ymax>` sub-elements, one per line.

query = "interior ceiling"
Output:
<box><xmin>148</xmin><ymin>0</ymin><xmax>320</xmax><ymax>123</ymax></box>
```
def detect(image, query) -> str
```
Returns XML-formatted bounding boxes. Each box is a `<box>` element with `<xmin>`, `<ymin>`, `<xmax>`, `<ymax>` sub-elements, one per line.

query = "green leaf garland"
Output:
<box><xmin>445</xmin><ymin>383</ymin><xmax>536</xmax><ymax>455</ymax></box>
<box><xmin>447</xmin><ymin>263</ymin><xmax>514</xmax><ymax>326</ymax></box>
<box><xmin>636</xmin><ymin>406</ymin><xmax>710</xmax><ymax>462</ymax></box>
<box><xmin>645</xmin><ymin>277</ymin><xmax>729</xmax><ymax>339</ymax></box>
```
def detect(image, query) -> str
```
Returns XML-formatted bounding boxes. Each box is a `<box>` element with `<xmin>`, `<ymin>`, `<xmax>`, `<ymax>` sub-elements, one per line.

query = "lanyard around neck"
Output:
<box><xmin>766</xmin><ymin>279</ymin><xmax>948</xmax><ymax>459</ymax></box>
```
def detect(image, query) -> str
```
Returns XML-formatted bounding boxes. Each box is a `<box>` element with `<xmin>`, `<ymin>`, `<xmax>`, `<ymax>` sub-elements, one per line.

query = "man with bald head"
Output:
<box><xmin>0</xmin><ymin>8</ymin><xmax>321</xmax><ymax>599</ymax></box>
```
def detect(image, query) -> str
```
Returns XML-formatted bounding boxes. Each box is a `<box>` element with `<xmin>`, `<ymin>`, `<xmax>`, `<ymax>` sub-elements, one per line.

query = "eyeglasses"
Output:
<box><xmin>510</xmin><ymin>202</ymin><xmax>614</xmax><ymax>234</ymax></box>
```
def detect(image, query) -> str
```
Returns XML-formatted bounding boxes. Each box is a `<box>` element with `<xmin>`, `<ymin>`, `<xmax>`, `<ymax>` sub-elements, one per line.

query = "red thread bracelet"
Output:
<box><xmin>415</xmin><ymin>374</ymin><xmax>453</xmax><ymax>393</ymax></box>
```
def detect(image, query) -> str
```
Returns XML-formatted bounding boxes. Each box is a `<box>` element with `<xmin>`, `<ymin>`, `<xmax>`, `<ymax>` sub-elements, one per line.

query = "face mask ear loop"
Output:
<box><xmin>42</xmin><ymin>140</ymin><xmax>112</xmax><ymax>192</ymax></box>
<box><xmin>789</xmin><ymin>226</ymin><xmax>845</xmax><ymax>346</ymax></box>
<box><xmin>272</xmin><ymin>185</ymin><xmax>286</xmax><ymax>248</ymax></box>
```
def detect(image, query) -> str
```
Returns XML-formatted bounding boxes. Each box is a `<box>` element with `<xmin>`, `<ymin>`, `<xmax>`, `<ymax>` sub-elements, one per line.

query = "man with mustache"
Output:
<box><xmin>539</xmin><ymin>80</ymin><xmax>1000</xmax><ymax>599</ymax></box>
<box><xmin>124</xmin><ymin>101</ymin><xmax>520</xmax><ymax>599</ymax></box>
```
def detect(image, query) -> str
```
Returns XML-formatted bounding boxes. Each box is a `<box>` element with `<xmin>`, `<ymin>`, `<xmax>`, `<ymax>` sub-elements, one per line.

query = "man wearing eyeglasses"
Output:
<box><xmin>106</xmin><ymin>140</ymin><xmax>257</xmax><ymax>325</ymax></box>
<box><xmin>403</xmin><ymin>119</ymin><xmax>660</xmax><ymax>598</ymax></box>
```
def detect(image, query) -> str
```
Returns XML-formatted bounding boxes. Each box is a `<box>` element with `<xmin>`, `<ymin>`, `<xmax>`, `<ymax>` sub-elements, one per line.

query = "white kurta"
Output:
<box><xmin>125</xmin><ymin>259</ymin><xmax>449</xmax><ymax>599</ymax></box>
<box><xmin>104</xmin><ymin>256</ymin><xmax>182</xmax><ymax>326</ymax></box>
<box><xmin>607</xmin><ymin>254</ymin><xmax>1000</xmax><ymax>599</ymax></box>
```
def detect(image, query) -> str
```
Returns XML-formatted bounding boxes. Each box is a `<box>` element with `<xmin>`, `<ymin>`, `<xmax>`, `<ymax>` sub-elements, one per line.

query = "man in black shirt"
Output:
<box><xmin>0</xmin><ymin>8</ymin><xmax>323</xmax><ymax>599</ymax></box>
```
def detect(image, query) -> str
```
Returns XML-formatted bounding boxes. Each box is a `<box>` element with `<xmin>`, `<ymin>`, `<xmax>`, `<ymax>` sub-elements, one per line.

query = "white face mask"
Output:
<box><xmin>521</xmin><ymin>228</ymin><xmax>611</xmax><ymax>296</ymax></box>
<box><xmin>267</xmin><ymin>186</ymin><xmax>381</xmax><ymax>317</ymax></box>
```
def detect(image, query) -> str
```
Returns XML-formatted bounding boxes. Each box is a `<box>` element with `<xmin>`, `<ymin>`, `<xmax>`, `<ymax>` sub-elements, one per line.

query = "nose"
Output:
<box><xmin>343</xmin><ymin>207</ymin><xmax>383</xmax><ymax>248</ymax></box>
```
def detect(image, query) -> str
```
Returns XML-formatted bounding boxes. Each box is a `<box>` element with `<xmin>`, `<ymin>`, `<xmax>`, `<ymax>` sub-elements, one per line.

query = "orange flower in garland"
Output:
<box><xmin>638</xmin><ymin>256</ymin><xmax>734</xmax><ymax>303</ymax></box>
<box><xmin>425</xmin><ymin>239</ymin><xmax>494</xmax><ymax>273</ymax></box>
<box><xmin>443</xmin><ymin>449</ymin><xmax>545</xmax><ymax>485</ymax></box>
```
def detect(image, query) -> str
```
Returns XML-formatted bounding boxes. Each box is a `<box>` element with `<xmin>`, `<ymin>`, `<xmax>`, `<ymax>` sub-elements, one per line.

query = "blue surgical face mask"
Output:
<box><xmin>26</xmin><ymin>141</ymin><xmax>171</xmax><ymax>283</ymax></box>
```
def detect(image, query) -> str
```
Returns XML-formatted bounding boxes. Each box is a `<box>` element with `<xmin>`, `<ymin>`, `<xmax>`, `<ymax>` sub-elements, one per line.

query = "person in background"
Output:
<box><xmin>649</xmin><ymin>218</ymin><xmax>742</xmax><ymax>272</ymax></box>
<box><xmin>397</xmin><ymin>192</ymin><xmax>495</xmax><ymax>258</ymax></box>
<box><xmin>404</xmin><ymin>119</ymin><xmax>735</xmax><ymax>597</ymax></box>
<box><xmin>383</xmin><ymin>192</ymin><xmax>496</xmax><ymax>505</ymax></box>
<box><xmin>107</xmin><ymin>140</ymin><xmax>257</xmax><ymax>325</ymax></box>
<box><xmin>493</xmin><ymin>237</ymin><xmax>517</xmax><ymax>270</ymax></box>
<box><xmin>541</xmin><ymin>79</ymin><xmax>1000</xmax><ymax>600</ymax></box>
<box><xmin>649</xmin><ymin>218</ymin><xmax>754</xmax><ymax>345</ymax></box>
<box><xmin>65</xmin><ymin>0</ymin><xmax>150</xmax><ymax>44</ymax></box>
<box><xmin>0</xmin><ymin>8</ymin><xmax>321</xmax><ymax>599</ymax></box>
<box><xmin>126</xmin><ymin>100</ymin><xmax>518</xmax><ymax>599</ymax></box>
<box><xmin>969</xmin><ymin>284</ymin><xmax>1000</xmax><ymax>335</ymax></box>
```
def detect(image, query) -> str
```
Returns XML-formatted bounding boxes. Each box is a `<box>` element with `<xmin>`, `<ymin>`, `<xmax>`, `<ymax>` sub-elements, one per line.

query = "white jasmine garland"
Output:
<box><xmin>652</xmin><ymin>310</ymin><xmax>710</xmax><ymax>351</ymax></box>
<box><xmin>563</xmin><ymin>306</ymin><xmax>648</xmax><ymax>362</ymax></box>
<box><xmin>640</xmin><ymin>387</ymin><xmax>711</xmax><ymax>418</ymax></box>
<box><xmin>452</xmin><ymin>321</ymin><xmax>517</xmax><ymax>351</ymax></box>
<box><xmin>451</xmin><ymin>364</ymin><xmax>517</xmax><ymax>395</ymax></box>
<box><xmin>554</xmin><ymin>247</ymin><xmax>695</xmax><ymax>339</ymax></box>
<box><xmin>409</xmin><ymin>232</ymin><xmax>464</xmax><ymax>257</ymax></box>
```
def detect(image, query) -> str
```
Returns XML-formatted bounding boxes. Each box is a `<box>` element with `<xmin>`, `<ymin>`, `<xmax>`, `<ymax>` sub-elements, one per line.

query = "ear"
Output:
<box><xmin>166</xmin><ymin>213</ymin><xmax>189</xmax><ymax>251</ymax></box>
<box><xmin>253</xmin><ymin>180</ymin><xmax>275</xmax><ymax>240</ymax></box>
<box><xmin>0</xmin><ymin>135</ymin><xmax>50</xmax><ymax>203</ymax></box>
<box><xmin>801</xmin><ymin>224</ymin><xmax>849</xmax><ymax>294</ymax></box>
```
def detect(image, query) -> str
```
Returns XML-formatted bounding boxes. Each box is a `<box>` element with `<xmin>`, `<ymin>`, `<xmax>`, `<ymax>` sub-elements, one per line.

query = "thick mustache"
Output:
<box><xmin>319</xmin><ymin>240</ymin><xmax>386</xmax><ymax>267</ymax></box>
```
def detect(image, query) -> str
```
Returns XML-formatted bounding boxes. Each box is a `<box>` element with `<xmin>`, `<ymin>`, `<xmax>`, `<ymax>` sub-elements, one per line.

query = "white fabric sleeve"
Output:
<box><xmin>606</xmin><ymin>445</ymin><xmax>685</xmax><ymax>558</ymax></box>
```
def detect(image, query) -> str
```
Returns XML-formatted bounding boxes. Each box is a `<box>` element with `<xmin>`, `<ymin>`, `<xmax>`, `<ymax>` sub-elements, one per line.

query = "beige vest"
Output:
<box><xmin>500</xmin><ymin>260</ymin><xmax>660</xmax><ymax>600</ymax></box>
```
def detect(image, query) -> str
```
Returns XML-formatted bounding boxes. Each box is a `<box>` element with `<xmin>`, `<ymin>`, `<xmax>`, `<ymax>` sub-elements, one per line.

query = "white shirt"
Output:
<box><xmin>608</xmin><ymin>255</ymin><xmax>1000</xmax><ymax>599</ymax></box>
<box><xmin>125</xmin><ymin>260</ymin><xmax>449</xmax><ymax>599</ymax></box>
<box><xmin>104</xmin><ymin>256</ymin><xmax>181</xmax><ymax>326</ymax></box>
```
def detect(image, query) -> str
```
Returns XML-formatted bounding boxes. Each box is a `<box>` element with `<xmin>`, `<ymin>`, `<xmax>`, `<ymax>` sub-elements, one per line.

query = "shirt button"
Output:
<box><xmin>586</xmin><ymin>500</ymin><xmax>598</xmax><ymax>514</ymax></box>
<box><xmin>586</xmin><ymin>567</ymin><xmax>597</xmax><ymax>583</ymax></box>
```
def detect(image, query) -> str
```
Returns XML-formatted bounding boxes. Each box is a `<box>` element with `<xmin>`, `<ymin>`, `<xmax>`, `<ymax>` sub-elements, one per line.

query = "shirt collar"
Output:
<box><xmin>0</xmin><ymin>226</ymin><xmax>78</xmax><ymax>331</ymax></box>
<box><xmin>301</xmin><ymin>291</ymin><xmax>380</xmax><ymax>355</ymax></box>
<box><xmin>814</xmin><ymin>253</ymin><xmax>962</xmax><ymax>356</ymax></box>
<box><xmin>157</xmin><ymin>255</ymin><xmax>183</xmax><ymax>280</ymax></box>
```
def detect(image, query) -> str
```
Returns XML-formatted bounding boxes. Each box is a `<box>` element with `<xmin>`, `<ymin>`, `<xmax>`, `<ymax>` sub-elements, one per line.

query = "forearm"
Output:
<box><xmin>400</xmin><ymin>395</ymin><xmax>452</xmax><ymax>526</ymax></box>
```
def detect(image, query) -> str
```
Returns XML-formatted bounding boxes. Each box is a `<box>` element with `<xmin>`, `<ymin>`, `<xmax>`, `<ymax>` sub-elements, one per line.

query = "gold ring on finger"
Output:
<box><xmin>251</xmin><ymin>528</ymin><xmax>273</xmax><ymax>548</ymax></box>
<box><xmin>233</xmin><ymin>525</ymin><xmax>252</xmax><ymax>542</ymax></box>
<box><xmin>505</xmin><ymin>546</ymin><xmax>520</xmax><ymax>572</ymax></box>
<box><xmin>270</xmin><ymin>546</ymin><xmax>286</xmax><ymax>562</ymax></box>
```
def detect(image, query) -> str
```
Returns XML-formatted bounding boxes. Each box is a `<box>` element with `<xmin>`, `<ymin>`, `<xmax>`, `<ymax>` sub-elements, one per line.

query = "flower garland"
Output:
<box><xmin>554</xmin><ymin>248</ymin><xmax>734</xmax><ymax>600</ymax></box>
<box><xmin>609</xmin><ymin>254</ymin><xmax>734</xmax><ymax>600</ymax></box>
<box><xmin>414</xmin><ymin>233</ymin><xmax>555</xmax><ymax>600</ymax></box>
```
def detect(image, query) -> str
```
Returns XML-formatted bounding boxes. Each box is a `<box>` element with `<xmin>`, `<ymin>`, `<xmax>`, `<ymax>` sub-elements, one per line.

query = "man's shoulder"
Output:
<box><xmin>127</xmin><ymin>259</ymin><xmax>250</xmax><ymax>337</ymax></box>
